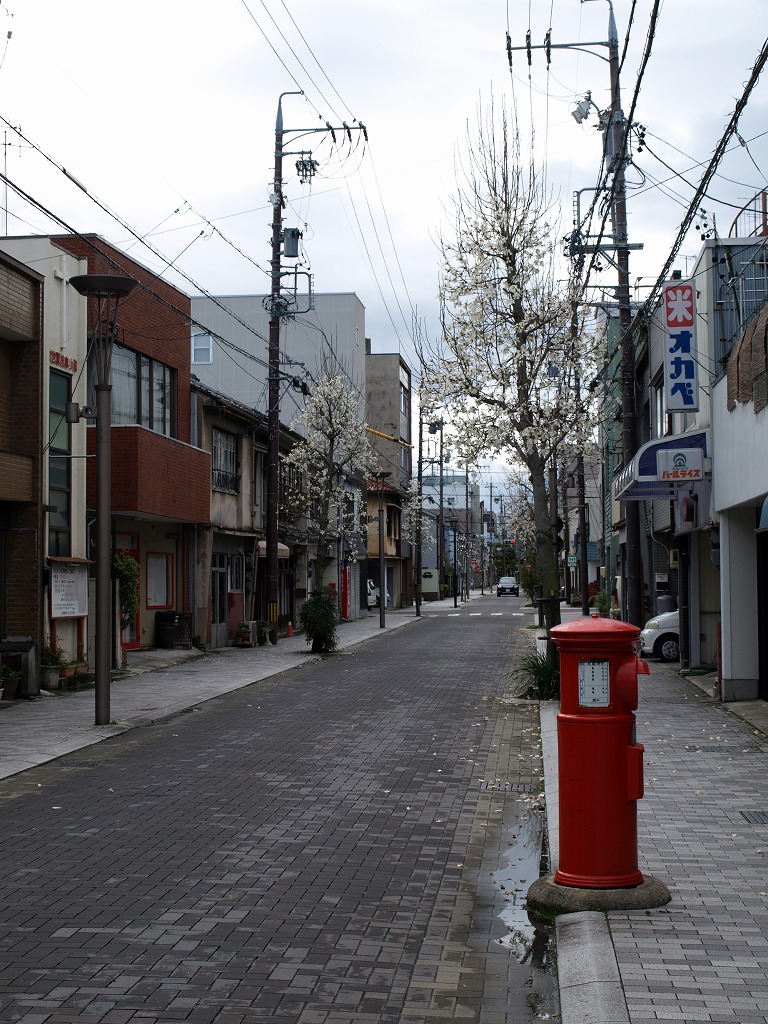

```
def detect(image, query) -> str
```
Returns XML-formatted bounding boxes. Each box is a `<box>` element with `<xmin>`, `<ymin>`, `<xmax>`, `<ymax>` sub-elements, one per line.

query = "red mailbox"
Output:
<box><xmin>551</xmin><ymin>615</ymin><xmax>650</xmax><ymax>889</ymax></box>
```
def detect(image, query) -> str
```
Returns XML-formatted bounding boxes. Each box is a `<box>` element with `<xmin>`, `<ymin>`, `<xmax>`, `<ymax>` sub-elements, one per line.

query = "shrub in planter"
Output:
<box><xmin>594</xmin><ymin>589</ymin><xmax>611</xmax><ymax>617</ymax></box>
<box><xmin>298</xmin><ymin>587</ymin><xmax>339</xmax><ymax>654</ymax></box>
<box><xmin>40</xmin><ymin>640</ymin><xmax>66</xmax><ymax>669</ymax></box>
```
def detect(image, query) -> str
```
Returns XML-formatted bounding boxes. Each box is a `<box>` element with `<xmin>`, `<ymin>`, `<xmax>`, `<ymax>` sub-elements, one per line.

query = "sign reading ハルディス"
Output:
<box><xmin>663</xmin><ymin>280</ymin><xmax>699</xmax><ymax>412</ymax></box>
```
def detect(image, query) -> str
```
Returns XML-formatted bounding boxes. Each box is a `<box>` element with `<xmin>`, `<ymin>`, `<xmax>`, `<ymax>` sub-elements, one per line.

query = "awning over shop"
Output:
<box><xmin>343</xmin><ymin>532</ymin><xmax>369</xmax><ymax>558</ymax></box>
<box><xmin>613</xmin><ymin>429</ymin><xmax>708</xmax><ymax>501</ymax></box>
<box><xmin>257</xmin><ymin>541</ymin><xmax>290</xmax><ymax>558</ymax></box>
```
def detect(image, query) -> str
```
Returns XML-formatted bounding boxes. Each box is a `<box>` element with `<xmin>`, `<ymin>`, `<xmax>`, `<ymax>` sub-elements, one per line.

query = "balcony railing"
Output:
<box><xmin>213</xmin><ymin>469</ymin><xmax>240</xmax><ymax>494</ymax></box>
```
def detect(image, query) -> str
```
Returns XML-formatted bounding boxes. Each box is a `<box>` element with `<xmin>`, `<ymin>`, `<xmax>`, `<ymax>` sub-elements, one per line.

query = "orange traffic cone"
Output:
<box><xmin>287</xmin><ymin>621</ymin><xmax>293</xmax><ymax>636</ymax></box>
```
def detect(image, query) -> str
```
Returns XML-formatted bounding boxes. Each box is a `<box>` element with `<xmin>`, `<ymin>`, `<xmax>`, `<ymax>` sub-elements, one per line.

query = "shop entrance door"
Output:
<box><xmin>211</xmin><ymin>553</ymin><xmax>228</xmax><ymax>648</ymax></box>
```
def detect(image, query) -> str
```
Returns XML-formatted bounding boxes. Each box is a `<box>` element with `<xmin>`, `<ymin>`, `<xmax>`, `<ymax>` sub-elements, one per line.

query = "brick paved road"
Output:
<box><xmin>0</xmin><ymin>597</ymin><xmax>557</xmax><ymax>1024</ymax></box>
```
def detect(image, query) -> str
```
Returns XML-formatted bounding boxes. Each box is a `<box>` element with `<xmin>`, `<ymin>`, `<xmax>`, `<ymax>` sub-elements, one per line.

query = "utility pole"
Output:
<box><xmin>265</xmin><ymin>93</ymin><xmax>366</xmax><ymax>641</ymax></box>
<box><xmin>266</xmin><ymin>91</ymin><xmax>302</xmax><ymax>644</ymax></box>
<box><xmin>606</xmin><ymin>4</ymin><xmax>642</xmax><ymax>627</ymax></box>
<box><xmin>510</xmin><ymin>2</ymin><xmax>641</xmax><ymax>624</ymax></box>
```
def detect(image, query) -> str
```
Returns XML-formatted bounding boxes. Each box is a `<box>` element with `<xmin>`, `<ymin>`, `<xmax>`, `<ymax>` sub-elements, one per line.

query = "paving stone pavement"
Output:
<box><xmin>542</xmin><ymin>657</ymin><xmax>768</xmax><ymax>1024</ymax></box>
<box><xmin>611</xmin><ymin>666</ymin><xmax>768</xmax><ymax>1024</ymax></box>
<box><xmin>0</xmin><ymin>596</ymin><xmax>557</xmax><ymax>1024</ymax></box>
<box><xmin>5</xmin><ymin>599</ymin><xmax>768</xmax><ymax>1024</ymax></box>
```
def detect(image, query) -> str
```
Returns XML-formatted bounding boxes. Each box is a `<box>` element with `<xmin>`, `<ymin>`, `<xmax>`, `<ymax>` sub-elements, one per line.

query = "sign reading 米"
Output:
<box><xmin>663</xmin><ymin>281</ymin><xmax>699</xmax><ymax>412</ymax></box>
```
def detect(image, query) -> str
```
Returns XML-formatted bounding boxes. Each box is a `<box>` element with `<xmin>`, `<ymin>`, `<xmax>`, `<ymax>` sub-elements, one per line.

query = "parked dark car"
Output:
<box><xmin>497</xmin><ymin>576</ymin><xmax>519</xmax><ymax>597</ymax></box>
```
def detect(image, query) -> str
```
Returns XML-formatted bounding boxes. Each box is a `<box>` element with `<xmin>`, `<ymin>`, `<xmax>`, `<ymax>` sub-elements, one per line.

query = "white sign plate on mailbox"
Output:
<box><xmin>578</xmin><ymin>660</ymin><xmax>611</xmax><ymax>706</ymax></box>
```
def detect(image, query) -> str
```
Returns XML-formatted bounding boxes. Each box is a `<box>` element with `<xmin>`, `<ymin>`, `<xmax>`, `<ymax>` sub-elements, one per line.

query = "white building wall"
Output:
<box><xmin>190</xmin><ymin>293</ymin><xmax>367</xmax><ymax>428</ymax></box>
<box><xmin>720</xmin><ymin>505</ymin><xmax>759</xmax><ymax>699</ymax></box>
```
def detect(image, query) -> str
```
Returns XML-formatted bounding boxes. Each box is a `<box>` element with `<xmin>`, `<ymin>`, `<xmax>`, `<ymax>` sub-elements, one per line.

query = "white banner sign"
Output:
<box><xmin>656</xmin><ymin>448</ymin><xmax>703</xmax><ymax>483</ymax></box>
<box><xmin>663</xmin><ymin>280</ymin><xmax>699</xmax><ymax>412</ymax></box>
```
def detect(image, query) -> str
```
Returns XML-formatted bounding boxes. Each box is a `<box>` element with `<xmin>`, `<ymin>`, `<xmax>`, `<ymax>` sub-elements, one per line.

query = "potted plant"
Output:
<box><xmin>254</xmin><ymin>620</ymin><xmax>275</xmax><ymax>646</ymax></box>
<box><xmin>298</xmin><ymin>587</ymin><xmax>339</xmax><ymax>654</ymax></box>
<box><xmin>75</xmin><ymin>642</ymin><xmax>89</xmax><ymax>676</ymax></box>
<box><xmin>1</xmin><ymin>665</ymin><xmax>22</xmax><ymax>701</ymax></box>
<box><xmin>233</xmin><ymin>622</ymin><xmax>253</xmax><ymax>648</ymax></box>
<box><xmin>40</xmin><ymin>639</ymin><xmax>66</xmax><ymax>690</ymax></box>
<box><xmin>594</xmin><ymin>589</ymin><xmax>611</xmax><ymax>617</ymax></box>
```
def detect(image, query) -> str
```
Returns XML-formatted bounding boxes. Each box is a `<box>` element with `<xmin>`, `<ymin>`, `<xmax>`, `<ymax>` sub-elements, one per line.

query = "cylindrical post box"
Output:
<box><xmin>552</xmin><ymin>616</ymin><xmax>649</xmax><ymax>889</ymax></box>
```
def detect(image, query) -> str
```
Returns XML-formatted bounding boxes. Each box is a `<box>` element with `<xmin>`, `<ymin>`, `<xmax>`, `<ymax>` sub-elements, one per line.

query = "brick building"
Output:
<box><xmin>0</xmin><ymin>250</ymin><xmax>44</xmax><ymax>694</ymax></box>
<box><xmin>1</xmin><ymin>235</ymin><xmax>210</xmax><ymax>668</ymax></box>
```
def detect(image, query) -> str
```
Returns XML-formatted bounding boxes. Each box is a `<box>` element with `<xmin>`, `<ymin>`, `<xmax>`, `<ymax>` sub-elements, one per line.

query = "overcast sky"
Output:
<box><xmin>2</xmin><ymin>0</ymin><xmax>767</xmax><ymax>489</ymax></box>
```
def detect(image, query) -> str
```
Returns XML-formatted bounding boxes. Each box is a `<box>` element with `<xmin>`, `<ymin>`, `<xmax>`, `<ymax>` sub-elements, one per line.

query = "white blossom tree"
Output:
<box><xmin>421</xmin><ymin>98</ymin><xmax>599</xmax><ymax>625</ymax></box>
<box><xmin>281</xmin><ymin>370</ymin><xmax>379</xmax><ymax>591</ymax></box>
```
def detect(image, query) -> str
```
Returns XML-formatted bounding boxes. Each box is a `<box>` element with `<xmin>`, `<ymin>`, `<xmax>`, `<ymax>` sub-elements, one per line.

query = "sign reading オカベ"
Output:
<box><xmin>663</xmin><ymin>281</ymin><xmax>699</xmax><ymax>412</ymax></box>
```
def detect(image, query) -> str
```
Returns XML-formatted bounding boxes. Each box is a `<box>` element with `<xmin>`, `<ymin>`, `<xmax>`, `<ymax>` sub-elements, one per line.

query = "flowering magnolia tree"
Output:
<box><xmin>281</xmin><ymin>370</ymin><xmax>379</xmax><ymax>589</ymax></box>
<box><xmin>421</xmin><ymin>99</ymin><xmax>599</xmax><ymax>624</ymax></box>
<box><xmin>401</xmin><ymin>477</ymin><xmax>434</xmax><ymax>553</ymax></box>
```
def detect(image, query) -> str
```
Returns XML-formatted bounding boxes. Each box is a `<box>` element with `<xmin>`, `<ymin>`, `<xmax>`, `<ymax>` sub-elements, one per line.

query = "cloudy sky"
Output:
<box><xmin>2</xmin><ymin>0</ymin><xmax>767</xmax><ymax>390</ymax></box>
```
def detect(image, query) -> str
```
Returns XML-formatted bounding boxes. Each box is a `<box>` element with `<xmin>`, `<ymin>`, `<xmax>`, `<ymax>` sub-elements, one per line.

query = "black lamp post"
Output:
<box><xmin>70</xmin><ymin>274</ymin><xmax>138</xmax><ymax>726</ymax></box>
<box><xmin>372</xmin><ymin>470</ymin><xmax>391</xmax><ymax>627</ymax></box>
<box><xmin>449</xmin><ymin>518</ymin><xmax>459</xmax><ymax>608</ymax></box>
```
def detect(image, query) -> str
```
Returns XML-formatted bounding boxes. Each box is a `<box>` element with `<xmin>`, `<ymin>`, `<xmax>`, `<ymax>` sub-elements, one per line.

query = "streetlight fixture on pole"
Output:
<box><xmin>69</xmin><ymin>274</ymin><xmax>138</xmax><ymax>727</ymax></box>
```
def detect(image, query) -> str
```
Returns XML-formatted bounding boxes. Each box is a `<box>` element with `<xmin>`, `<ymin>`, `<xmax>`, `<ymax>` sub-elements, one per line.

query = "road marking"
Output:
<box><xmin>491</xmin><ymin>612</ymin><xmax>503</xmax><ymax>616</ymax></box>
<box><xmin>448</xmin><ymin>613</ymin><xmax>461</xmax><ymax>617</ymax></box>
<box><xmin>470</xmin><ymin>613</ymin><xmax>481</xmax><ymax>616</ymax></box>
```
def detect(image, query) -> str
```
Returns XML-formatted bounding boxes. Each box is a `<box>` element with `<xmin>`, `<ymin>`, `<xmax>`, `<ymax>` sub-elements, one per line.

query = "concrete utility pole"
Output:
<box><xmin>510</xmin><ymin>2</ymin><xmax>641</xmax><ymax>624</ymax></box>
<box><xmin>265</xmin><ymin>94</ymin><xmax>367</xmax><ymax>641</ymax></box>
<box><xmin>267</xmin><ymin>91</ymin><xmax>302</xmax><ymax>644</ymax></box>
<box><xmin>606</xmin><ymin>4</ymin><xmax>642</xmax><ymax>627</ymax></box>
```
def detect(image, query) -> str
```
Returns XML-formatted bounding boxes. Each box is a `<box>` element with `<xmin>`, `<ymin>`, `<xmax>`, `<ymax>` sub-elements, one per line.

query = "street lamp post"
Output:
<box><xmin>451</xmin><ymin>520</ymin><xmax>459</xmax><ymax>608</ymax></box>
<box><xmin>372</xmin><ymin>470</ymin><xmax>391</xmax><ymax>628</ymax></box>
<box><xmin>428</xmin><ymin>419</ymin><xmax>444</xmax><ymax>598</ymax></box>
<box><xmin>69</xmin><ymin>274</ymin><xmax>138</xmax><ymax>726</ymax></box>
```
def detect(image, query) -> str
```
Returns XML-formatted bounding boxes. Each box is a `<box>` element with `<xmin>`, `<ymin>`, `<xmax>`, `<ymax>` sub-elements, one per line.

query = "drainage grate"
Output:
<box><xmin>741</xmin><ymin>810</ymin><xmax>768</xmax><ymax>825</ymax></box>
<box><xmin>479</xmin><ymin>781</ymin><xmax>532</xmax><ymax>793</ymax></box>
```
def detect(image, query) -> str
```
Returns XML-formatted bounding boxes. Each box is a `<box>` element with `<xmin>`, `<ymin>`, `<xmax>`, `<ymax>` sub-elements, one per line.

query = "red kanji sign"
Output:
<box><xmin>664</xmin><ymin>282</ymin><xmax>695</xmax><ymax>329</ymax></box>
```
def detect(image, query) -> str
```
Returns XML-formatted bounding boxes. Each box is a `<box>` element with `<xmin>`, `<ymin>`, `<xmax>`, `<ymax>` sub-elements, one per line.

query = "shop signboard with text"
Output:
<box><xmin>663</xmin><ymin>280</ymin><xmax>699</xmax><ymax>412</ymax></box>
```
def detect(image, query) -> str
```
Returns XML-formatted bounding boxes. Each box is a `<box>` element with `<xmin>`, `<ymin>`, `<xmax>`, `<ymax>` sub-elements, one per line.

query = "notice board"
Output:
<box><xmin>51</xmin><ymin>563</ymin><xmax>89</xmax><ymax>618</ymax></box>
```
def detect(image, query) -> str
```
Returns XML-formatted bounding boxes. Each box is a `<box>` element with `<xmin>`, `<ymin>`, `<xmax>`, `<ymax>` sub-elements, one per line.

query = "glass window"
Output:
<box><xmin>146</xmin><ymin>552</ymin><xmax>173</xmax><ymax>608</ymax></box>
<box><xmin>192</xmin><ymin>332</ymin><xmax>213</xmax><ymax>364</ymax></box>
<box><xmin>48</xmin><ymin>371</ymin><xmax>71</xmax><ymax>557</ymax></box>
<box><xmin>90</xmin><ymin>342</ymin><xmax>176</xmax><ymax>437</ymax></box>
<box><xmin>230</xmin><ymin>554</ymin><xmax>244</xmax><ymax>592</ymax></box>
<box><xmin>112</xmin><ymin>345</ymin><xmax>138</xmax><ymax>425</ymax></box>
<box><xmin>653</xmin><ymin>379</ymin><xmax>667</xmax><ymax>438</ymax></box>
<box><xmin>212</xmin><ymin>428</ymin><xmax>239</xmax><ymax>493</ymax></box>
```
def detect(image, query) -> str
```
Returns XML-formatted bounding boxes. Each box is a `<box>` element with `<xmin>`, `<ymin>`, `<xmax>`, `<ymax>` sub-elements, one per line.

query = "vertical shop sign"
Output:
<box><xmin>663</xmin><ymin>281</ymin><xmax>699</xmax><ymax>412</ymax></box>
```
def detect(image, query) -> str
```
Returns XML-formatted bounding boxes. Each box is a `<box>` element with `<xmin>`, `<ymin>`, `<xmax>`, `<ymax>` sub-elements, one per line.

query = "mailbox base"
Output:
<box><xmin>527</xmin><ymin>873</ymin><xmax>671</xmax><ymax>915</ymax></box>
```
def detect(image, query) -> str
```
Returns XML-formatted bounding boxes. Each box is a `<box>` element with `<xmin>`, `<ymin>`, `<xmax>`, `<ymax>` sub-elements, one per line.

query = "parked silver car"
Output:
<box><xmin>367</xmin><ymin>579</ymin><xmax>390</xmax><ymax>608</ymax></box>
<box><xmin>640</xmin><ymin>610</ymin><xmax>680</xmax><ymax>662</ymax></box>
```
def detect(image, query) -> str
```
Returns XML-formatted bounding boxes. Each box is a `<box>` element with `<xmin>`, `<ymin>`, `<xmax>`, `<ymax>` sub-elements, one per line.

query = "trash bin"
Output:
<box><xmin>155</xmin><ymin>611</ymin><xmax>179</xmax><ymax>649</ymax></box>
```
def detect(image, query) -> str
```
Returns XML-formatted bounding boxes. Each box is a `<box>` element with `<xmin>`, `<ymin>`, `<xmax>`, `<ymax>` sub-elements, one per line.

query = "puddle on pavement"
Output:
<box><xmin>492</xmin><ymin>796</ymin><xmax>558</xmax><ymax>1019</ymax></box>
